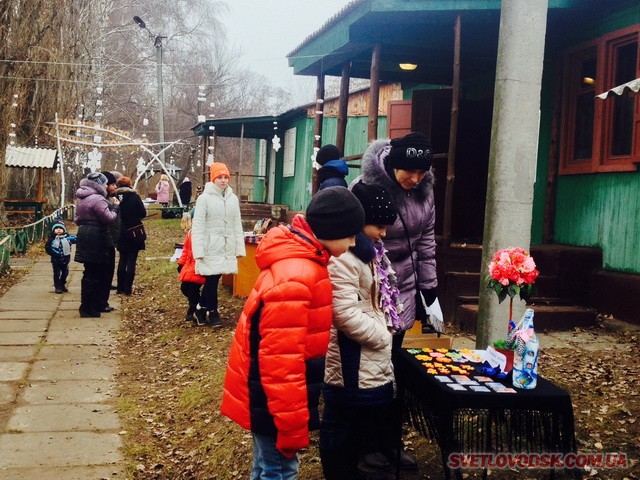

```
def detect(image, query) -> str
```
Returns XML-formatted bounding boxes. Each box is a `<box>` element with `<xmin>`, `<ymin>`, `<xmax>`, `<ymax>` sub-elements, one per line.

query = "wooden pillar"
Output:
<box><xmin>442</xmin><ymin>15</ymin><xmax>461</xmax><ymax>245</ymax></box>
<box><xmin>37</xmin><ymin>168</ymin><xmax>44</xmax><ymax>203</ymax></box>
<box><xmin>368</xmin><ymin>45</ymin><xmax>381</xmax><ymax>141</ymax></box>
<box><xmin>543</xmin><ymin>61</ymin><xmax>563</xmax><ymax>244</ymax></box>
<box><xmin>238</xmin><ymin>123</ymin><xmax>245</xmax><ymax>196</ymax></box>
<box><xmin>336</xmin><ymin>61</ymin><xmax>351</xmax><ymax>154</ymax></box>
<box><xmin>201</xmin><ymin>131</ymin><xmax>209</xmax><ymax>187</ymax></box>
<box><xmin>312</xmin><ymin>73</ymin><xmax>325</xmax><ymax>194</ymax></box>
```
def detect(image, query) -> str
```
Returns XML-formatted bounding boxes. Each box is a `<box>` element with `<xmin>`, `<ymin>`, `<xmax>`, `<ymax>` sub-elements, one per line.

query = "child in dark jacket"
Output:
<box><xmin>45</xmin><ymin>222</ymin><xmax>77</xmax><ymax>294</ymax></box>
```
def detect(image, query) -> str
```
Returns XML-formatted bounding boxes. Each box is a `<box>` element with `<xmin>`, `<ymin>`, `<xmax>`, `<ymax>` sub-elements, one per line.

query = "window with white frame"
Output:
<box><xmin>283</xmin><ymin>127</ymin><xmax>296</xmax><ymax>177</ymax></box>
<box><xmin>258</xmin><ymin>139</ymin><xmax>267</xmax><ymax>177</ymax></box>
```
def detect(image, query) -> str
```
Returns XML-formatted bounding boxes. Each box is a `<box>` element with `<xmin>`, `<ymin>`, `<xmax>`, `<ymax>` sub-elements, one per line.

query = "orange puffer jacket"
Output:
<box><xmin>177</xmin><ymin>231</ymin><xmax>205</xmax><ymax>285</ymax></box>
<box><xmin>220</xmin><ymin>215</ymin><xmax>333</xmax><ymax>458</ymax></box>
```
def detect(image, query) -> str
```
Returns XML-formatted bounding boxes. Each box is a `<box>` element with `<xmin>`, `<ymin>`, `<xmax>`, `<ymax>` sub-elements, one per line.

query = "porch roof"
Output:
<box><xmin>191</xmin><ymin>108</ymin><xmax>306</xmax><ymax>139</ymax></box>
<box><xmin>4</xmin><ymin>146</ymin><xmax>57</xmax><ymax>168</ymax></box>
<box><xmin>287</xmin><ymin>0</ymin><xmax>584</xmax><ymax>84</ymax></box>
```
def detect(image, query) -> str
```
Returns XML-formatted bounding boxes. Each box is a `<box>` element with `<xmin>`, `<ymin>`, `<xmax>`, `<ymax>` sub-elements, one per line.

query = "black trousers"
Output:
<box><xmin>80</xmin><ymin>261</ymin><xmax>103</xmax><ymax>314</ymax></box>
<box><xmin>51</xmin><ymin>260</ymin><xmax>69</xmax><ymax>289</ymax></box>
<box><xmin>320</xmin><ymin>401</ymin><xmax>393</xmax><ymax>480</ymax></box>
<box><xmin>180</xmin><ymin>281</ymin><xmax>202</xmax><ymax>314</ymax></box>
<box><xmin>97</xmin><ymin>247</ymin><xmax>115</xmax><ymax>309</ymax></box>
<box><xmin>200</xmin><ymin>274</ymin><xmax>221</xmax><ymax>311</ymax></box>
<box><xmin>117</xmin><ymin>249</ymin><xmax>139</xmax><ymax>294</ymax></box>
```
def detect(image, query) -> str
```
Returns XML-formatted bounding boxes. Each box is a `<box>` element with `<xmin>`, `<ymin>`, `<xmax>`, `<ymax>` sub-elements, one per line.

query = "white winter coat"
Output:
<box><xmin>324</xmin><ymin>250</ymin><xmax>394</xmax><ymax>404</ymax></box>
<box><xmin>192</xmin><ymin>182</ymin><xmax>245</xmax><ymax>276</ymax></box>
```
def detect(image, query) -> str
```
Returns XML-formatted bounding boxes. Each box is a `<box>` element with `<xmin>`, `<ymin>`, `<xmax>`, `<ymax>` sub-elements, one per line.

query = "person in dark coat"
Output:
<box><xmin>96</xmin><ymin>171</ymin><xmax>120</xmax><ymax>312</ymax></box>
<box><xmin>317</xmin><ymin>144</ymin><xmax>349</xmax><ymax>190</ymax></box>
<box><xmin>115</xmin><ymin>176</ymin><xmax>147</xmax><ymax>295</ymax></box>
<box><xmin>74</xmin><ymin>172</ymin><xmax>119</xmax><ymax>318</ymax></box>
<box><xmin>179</xmin><ymin>177</ymin><xmax>192</xmax><ymax>206</ymax></box>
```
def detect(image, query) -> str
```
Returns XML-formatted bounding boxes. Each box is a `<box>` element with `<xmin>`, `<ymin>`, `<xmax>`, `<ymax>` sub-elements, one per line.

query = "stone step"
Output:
<box><xmin>455</xmin><ymin>304</ymin><xmax>597</xmax><ymax>334</ymax></box>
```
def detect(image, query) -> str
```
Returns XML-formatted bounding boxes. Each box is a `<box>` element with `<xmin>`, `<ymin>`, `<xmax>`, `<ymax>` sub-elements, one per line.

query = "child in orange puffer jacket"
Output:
<box><xmin>177</xmin><ymin>213</ymin><xmax>205</xmax><ymax>324</ymax></box>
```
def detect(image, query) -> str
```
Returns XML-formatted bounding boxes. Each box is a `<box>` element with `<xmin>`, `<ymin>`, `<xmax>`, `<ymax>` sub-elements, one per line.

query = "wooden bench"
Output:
<box><xmin>3</xmin><ymin>200</ymin><xmax>46</xmax><ymax>221</ymax></box>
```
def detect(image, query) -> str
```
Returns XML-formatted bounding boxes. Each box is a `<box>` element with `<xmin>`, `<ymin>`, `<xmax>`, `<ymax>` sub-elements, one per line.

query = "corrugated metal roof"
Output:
<box><xmin>596</xmin><ymin>78</ymin><xmax>640</xmax><ymax>99</ymax></box>
<box><xmin>5</xmin><ymin>146</ymin><xmax>57</xmax><ymax>168</ymax></box>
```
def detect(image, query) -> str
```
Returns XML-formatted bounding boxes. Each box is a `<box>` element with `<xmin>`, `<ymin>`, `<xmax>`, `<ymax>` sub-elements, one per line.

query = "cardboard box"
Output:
<box><xmin>402</xmin><ymin>320</ymin><xmax>453</xmax><ymax>349</ymax></box>
<box><xmin>402</xmin><ymin>333</ymin><xmax>453</xmax><ymax>349</ymax></box>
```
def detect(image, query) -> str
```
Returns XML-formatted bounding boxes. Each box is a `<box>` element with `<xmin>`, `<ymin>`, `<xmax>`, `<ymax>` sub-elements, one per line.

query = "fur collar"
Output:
<box><xmin>360</xmin><ymin>139</ymin><xmax>434</xmax><ymax>203</ymax></box>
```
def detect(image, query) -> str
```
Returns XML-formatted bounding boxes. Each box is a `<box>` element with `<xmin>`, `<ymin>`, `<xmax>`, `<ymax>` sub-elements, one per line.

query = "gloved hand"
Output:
<box><xmin>421</xmin><ymin>288</ymin><xmax>437</xmax><ymax>307</ymax></box>
<box><xmin>177</xmin><ymin>264</ymin><xmax>183</xmax><ymax>273</ymax></box>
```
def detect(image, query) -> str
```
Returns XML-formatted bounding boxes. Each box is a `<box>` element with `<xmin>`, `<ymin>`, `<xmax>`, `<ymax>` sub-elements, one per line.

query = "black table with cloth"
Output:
<box><xmin>396</xmin><ymin>348</ymin><xmax>580</xmax><ymax>479</ymax></box>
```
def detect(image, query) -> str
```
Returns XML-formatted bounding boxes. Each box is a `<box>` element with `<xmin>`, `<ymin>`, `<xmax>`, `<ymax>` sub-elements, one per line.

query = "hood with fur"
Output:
<box><xmin>359</xmin><ymin>139</ymin><xmax>434</xmax><ymax>203</ymax></box>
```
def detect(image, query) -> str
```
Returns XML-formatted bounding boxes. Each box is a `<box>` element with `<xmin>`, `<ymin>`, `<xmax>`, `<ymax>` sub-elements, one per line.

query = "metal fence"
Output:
<box><xmin>0</xmin><ymin>205</ymin><xmax>75</xmax><ymax>273</ymax></box>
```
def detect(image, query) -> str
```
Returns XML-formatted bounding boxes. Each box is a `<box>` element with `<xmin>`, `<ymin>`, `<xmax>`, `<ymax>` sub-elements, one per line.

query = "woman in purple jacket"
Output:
<box><xmin>74</xmin><ymin>172</ymin><xmax>119</xmax><ymax>318</ymax></box>
<box><xmin>357</xmin><ymin>132</ymin><xmax>435</xmax><ymax>472</ymax></box>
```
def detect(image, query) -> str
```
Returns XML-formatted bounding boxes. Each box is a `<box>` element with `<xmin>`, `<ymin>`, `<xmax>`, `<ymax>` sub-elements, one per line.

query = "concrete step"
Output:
<box><xmin>455</xmin><ymin>304</ymin><xmax>597</xmax><ymax>334</ymax></box>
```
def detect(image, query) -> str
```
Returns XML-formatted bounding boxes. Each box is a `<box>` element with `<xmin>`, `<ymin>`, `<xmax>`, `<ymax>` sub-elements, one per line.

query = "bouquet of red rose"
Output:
<box><xmin>487</xmin><ymin>247</ymin><xmax>539</xmax><ymax>343</ymax></box>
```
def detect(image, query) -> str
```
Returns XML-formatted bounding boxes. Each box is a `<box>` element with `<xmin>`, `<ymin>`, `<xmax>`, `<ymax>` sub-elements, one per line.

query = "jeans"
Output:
<box><xmin>251</xmin><ymin>432</ymin><xmax>299</xmax><ymax>480</ymax></box>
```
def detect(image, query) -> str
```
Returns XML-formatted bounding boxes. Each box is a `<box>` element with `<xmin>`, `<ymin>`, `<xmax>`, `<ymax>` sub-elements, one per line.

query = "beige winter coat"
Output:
<box><xmin>324</xmin><ymin>250</ymin><xmax>394</xmax><ymax>399</ymax></box>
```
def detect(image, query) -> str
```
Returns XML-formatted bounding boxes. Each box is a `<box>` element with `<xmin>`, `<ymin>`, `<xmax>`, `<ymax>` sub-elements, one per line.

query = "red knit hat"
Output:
<box><xmin>209</xmin><ymin>162</ymin><xmax>231</xmax><ymax>181</ymax></box>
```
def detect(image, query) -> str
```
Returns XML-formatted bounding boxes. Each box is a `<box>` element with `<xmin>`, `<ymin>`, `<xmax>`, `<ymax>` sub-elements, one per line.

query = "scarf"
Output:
<box><xmin>373</xmin><ymin>241</ymin><xmax>401</xmax><ymax>332</ymax></box>
<box><xmin>52</xmin><ymin>235</ymin><xmax>71</xmax><ymax>256</ymax></box>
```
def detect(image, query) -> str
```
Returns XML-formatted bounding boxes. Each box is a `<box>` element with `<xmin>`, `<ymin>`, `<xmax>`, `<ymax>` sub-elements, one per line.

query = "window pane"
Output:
<box><xmin>573</xmin><ymin>56</ymin><xmax>596</xmax><ymax>160</ymax></box>
<box><xmin>611</xmin><ymin>42</ymin><xmax>637</xmax><ymax>156</ymax></box>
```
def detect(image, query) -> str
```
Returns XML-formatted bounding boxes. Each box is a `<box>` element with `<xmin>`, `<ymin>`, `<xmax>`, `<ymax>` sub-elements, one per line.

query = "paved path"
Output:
<box><xmin>1</xmin><ymin>254</ymin><xmax>635</xmax><ymax>480</ymax></box>
<box><xmin>0</xmin><ymin>257</ymin><xmax>124</xmax><ymax>480</ymax></box>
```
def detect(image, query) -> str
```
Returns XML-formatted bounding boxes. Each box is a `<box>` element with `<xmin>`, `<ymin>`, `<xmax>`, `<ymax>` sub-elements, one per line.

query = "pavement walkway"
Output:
<box><xmin>0</xmin><ymin>256</ymin><xmax>124</xmax><ymax>480</ymax></box>
<box><xmin>1</xmin><ymin>253</ymin><xmax>636</xmax><ymax>480</ymax></box>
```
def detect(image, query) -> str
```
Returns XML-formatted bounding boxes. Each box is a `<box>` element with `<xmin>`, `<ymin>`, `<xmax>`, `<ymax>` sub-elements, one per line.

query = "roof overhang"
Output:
<box><xmin>4</xmin><ymin>146</ymin><xmax>57</xmax><ymax>168</ymax></box>
<box><xmin>596</xmin><ymin>78</ymin><xmax>640</xmax><ymax>99</ymax></box>
<box><xmin>191</xmin><ymin>108</ymin><xmax>306</xmax><ymax>138</ymax></box>
<box><xmin>287</xmin><ymin>0</ymin><xmax>580</xmax><ymax>84</ymax></box>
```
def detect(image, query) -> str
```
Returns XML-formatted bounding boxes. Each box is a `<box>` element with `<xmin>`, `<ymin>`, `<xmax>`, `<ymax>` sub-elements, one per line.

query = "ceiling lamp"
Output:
<box><xmin>399</xmin><ymin>63</ymin><xmax>418</xmax><ymax>71</ymax></box>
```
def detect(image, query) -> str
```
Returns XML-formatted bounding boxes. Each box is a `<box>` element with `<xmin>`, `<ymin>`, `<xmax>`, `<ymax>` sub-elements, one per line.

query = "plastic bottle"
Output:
<box><xmin>512</xmin><ymin>308</ymin><xmax>539</xmax><ymax>389</ymax></box>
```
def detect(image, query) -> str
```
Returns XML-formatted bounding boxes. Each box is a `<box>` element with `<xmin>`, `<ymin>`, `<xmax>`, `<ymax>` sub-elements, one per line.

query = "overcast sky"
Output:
<box><xmin>220</xmin><ymin>0</ymin><xmax>352</xmax><ymax>107</ymax></box>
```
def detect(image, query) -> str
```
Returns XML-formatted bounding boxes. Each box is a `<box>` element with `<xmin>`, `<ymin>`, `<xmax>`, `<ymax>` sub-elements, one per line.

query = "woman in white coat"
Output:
<box><xmin>191</xmin><ymin>162</ymin><xmax>245</xmax><ymax>326</ymax></box>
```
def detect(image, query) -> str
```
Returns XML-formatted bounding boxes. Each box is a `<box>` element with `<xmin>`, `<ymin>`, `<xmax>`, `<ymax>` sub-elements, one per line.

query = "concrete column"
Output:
<box><xmin>476</xmin><ymin>0</ymin><xmax>549</xmax><ymax>349</ymax></box>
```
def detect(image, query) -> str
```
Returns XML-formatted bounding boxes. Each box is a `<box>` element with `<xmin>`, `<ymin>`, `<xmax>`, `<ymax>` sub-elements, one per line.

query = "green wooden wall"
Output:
<box><xmin>253</xmin><ymin>115</ymin><xmax>388</xmax><ymax>212</ymax></box>
<box><xmin>539</xmin><ymin>2</ymin><xmax>640</xmax><ymax>273</ymax></box>
<box><xmin>554</xmin><ymin>172</ymin><xmax>640</xmax><ymax>272</ymax></box>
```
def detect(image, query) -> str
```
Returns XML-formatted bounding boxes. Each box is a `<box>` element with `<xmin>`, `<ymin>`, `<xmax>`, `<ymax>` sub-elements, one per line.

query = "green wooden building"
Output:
<box><xmin>194</xmin><ymin>0</ymin><xmax>640</xmax><ymax>325</ymax></box>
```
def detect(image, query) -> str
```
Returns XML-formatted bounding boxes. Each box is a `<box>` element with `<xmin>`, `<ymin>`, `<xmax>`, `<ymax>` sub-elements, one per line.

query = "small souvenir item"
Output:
<box><xmin>512</xmin><ymin>309</ymin><xmax>539</xmax><ymax>389</ymax></box>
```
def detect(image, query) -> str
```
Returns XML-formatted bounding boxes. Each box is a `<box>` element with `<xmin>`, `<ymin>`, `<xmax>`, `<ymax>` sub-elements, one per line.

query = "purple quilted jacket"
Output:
<box><xmin>355</xmin><ymin>139</ymin><xmax>437</xmax><ymax>332</ymax></box>
<box><xmin>74</xmin><ymin>178</ymin><xmax>118</xmax><ymax>226</ymax></box>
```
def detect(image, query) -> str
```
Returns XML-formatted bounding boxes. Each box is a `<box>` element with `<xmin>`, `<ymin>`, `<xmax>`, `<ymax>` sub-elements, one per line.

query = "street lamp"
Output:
<box><xmin>133</xmin><ymin>15</ymin><xmax>167</xmax><ymax>160</ymax></box>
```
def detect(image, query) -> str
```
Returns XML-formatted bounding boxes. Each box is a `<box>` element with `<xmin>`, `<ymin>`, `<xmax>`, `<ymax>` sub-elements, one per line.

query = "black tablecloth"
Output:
<box><xmin>396</xmin><ymin>349</ymin><xmax>578</xmax><ymax>476</ymax></box>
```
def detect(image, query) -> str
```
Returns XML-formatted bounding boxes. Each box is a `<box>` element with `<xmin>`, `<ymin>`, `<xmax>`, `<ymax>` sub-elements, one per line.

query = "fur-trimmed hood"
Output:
<box><xmin>359</xmin><ymin>139</ymin><xmax>434</xmax><ymax>203</ymax></box>
<box><xmin>76</xmin><ymin>177</ymin><xmax>108</xmax><ymax>199</ymax></box>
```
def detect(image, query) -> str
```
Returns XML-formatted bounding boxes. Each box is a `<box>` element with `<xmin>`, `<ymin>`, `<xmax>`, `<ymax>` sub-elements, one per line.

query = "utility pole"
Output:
<box><xmin>476</xmin><ymin>0</ymin><xmax>549</xmax><ymax>349</ymax></box>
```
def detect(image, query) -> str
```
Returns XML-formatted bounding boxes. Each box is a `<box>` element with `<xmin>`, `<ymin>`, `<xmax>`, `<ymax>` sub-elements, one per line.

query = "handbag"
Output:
<box><xmin>397</xmin><ymin>211</ymin><xmax>444</xmax><ymax>335</ymax></box>
<box><xmin>125</xmin><ymin>223</ymin><xmax>147</xmax><ymax>242</ymax></box>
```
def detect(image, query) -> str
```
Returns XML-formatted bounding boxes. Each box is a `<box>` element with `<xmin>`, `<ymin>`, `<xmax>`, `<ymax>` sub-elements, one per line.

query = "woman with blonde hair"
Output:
<box><xmin>155</xmin><ymin>173</ymin><xmax>171</xmax><ymax>207</ymax></box>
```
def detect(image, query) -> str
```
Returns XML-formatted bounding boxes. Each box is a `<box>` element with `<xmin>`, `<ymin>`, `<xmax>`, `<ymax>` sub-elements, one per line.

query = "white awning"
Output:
<box><xmin>4</xmin><ymin>145</ymin><xmax>58</xmax><ymax>168</ymax></box>
<box><xmin>596</xmin><ymin>78</ymin><xmax>640</xmax><ymax>99</ymax></box>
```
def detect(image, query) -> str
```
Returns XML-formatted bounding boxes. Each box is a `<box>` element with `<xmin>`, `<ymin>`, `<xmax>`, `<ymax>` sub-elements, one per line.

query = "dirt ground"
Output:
<box><xmin>4</xmin><ymin>217</ymin><xmax>638</xmax><ymax>479</ymax></box>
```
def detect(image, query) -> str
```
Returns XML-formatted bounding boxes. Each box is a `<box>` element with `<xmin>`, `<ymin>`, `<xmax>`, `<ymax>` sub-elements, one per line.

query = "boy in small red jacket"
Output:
<box><xmin>177</xmin><ymin>213</ymin><xmax>206</xmax><ymax>324</ymax></box>
<box><xmin>220</xmin><ymin>187</ymin><xmax>365</xmax><ymax>479</ymax></box>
